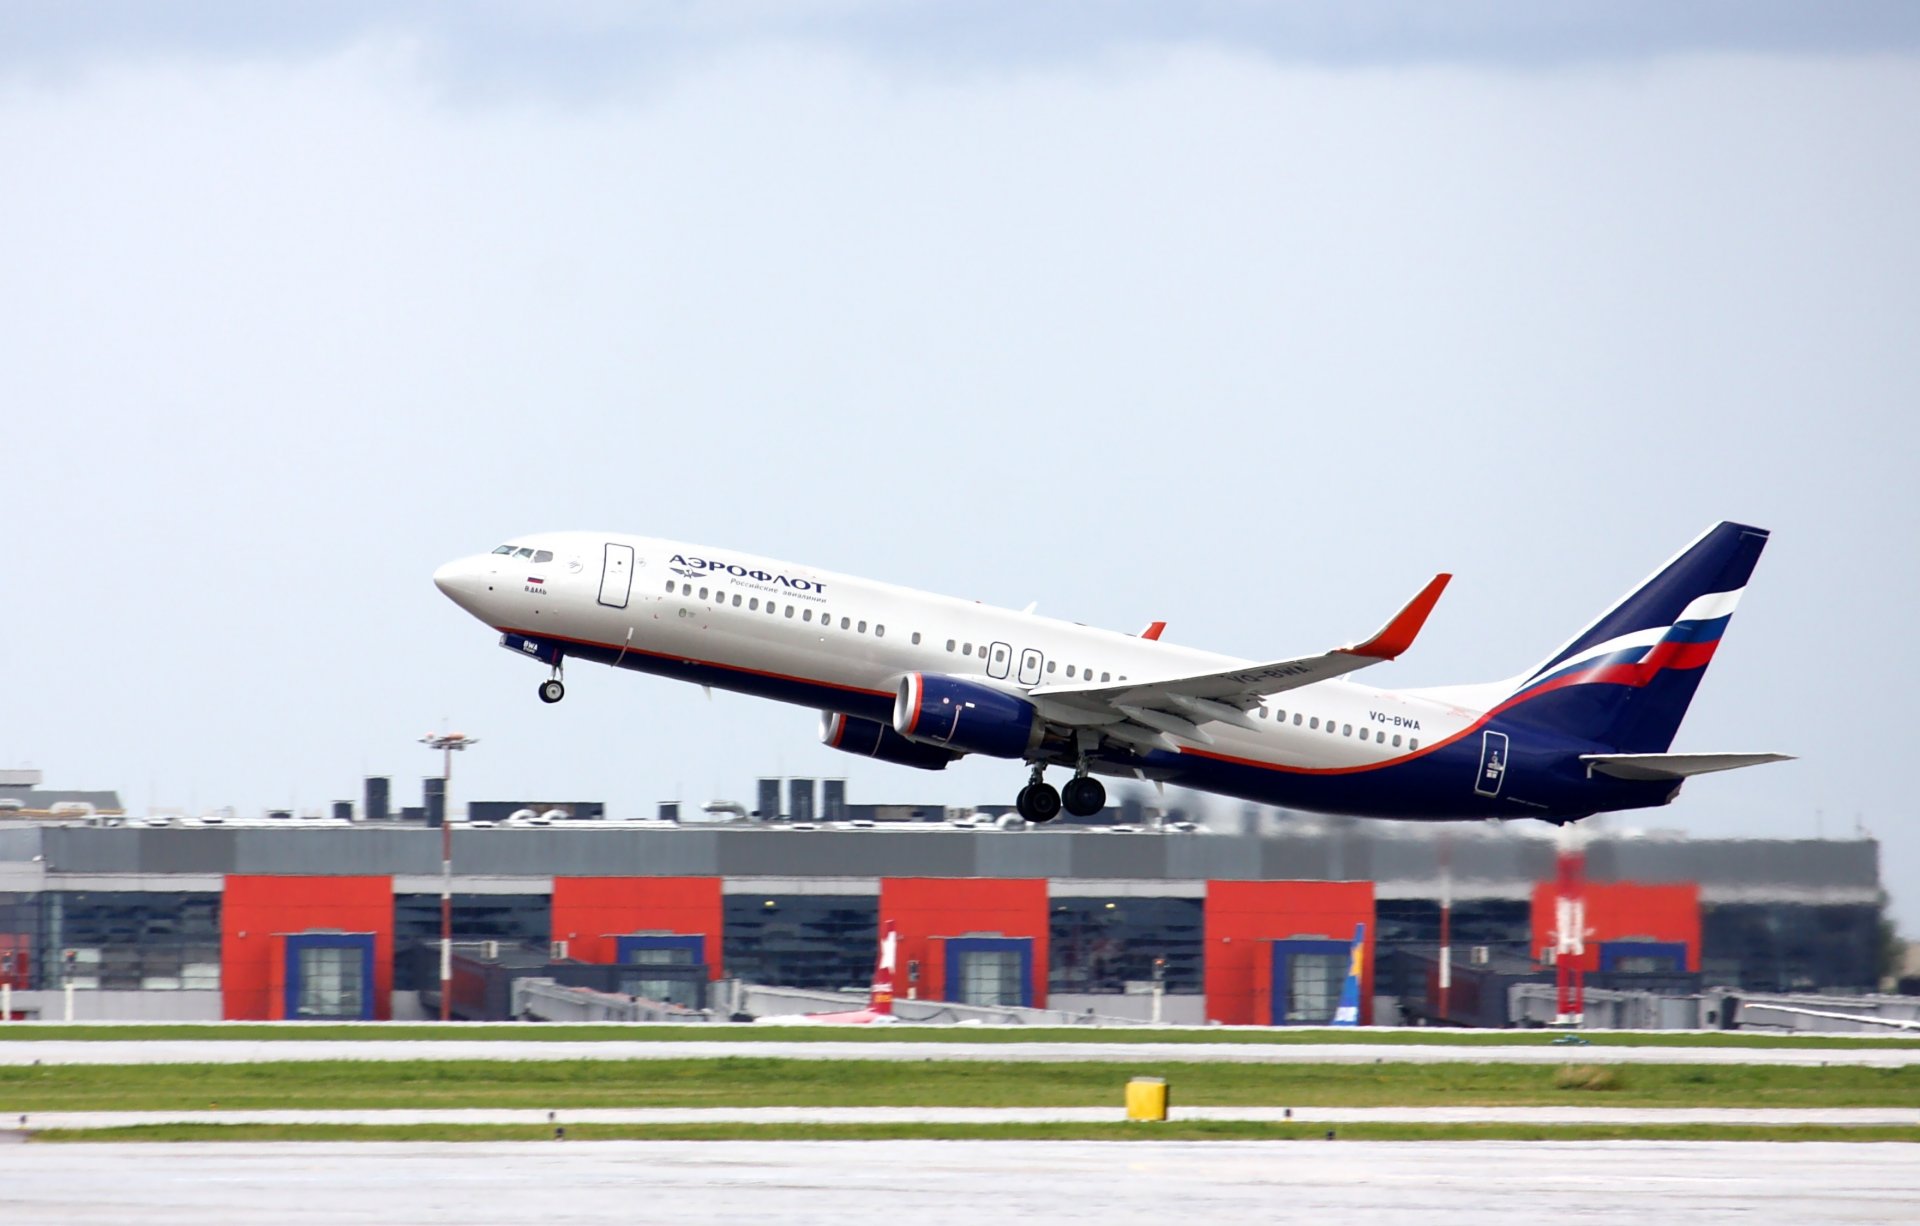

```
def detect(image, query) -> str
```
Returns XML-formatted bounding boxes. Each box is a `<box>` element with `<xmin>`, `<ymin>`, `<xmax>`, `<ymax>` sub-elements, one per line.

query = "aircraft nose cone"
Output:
<box><xmin>432</xmin><ymin>558</ymin><xmax>464</xmax><ymax>598</ymax></box>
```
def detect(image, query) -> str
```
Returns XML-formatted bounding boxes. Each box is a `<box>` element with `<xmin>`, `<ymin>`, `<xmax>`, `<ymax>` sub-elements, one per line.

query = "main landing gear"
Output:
<box><xmin>1014</xmin><ymin>765</ymin><xmax>1108</xmax><ymax>823</ymax></box>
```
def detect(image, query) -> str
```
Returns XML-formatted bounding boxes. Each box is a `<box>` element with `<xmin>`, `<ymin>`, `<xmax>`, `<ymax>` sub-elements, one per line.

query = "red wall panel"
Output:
<box><xmin>551</xmin><ymin>877</ymin><xmax>725</xmax><ymax>975</ymax></box>
<box><xmin>881</xmin><ymin>878</ymin><xmax>1049</xmax><ymax>1007</ymax></box>
<box><xmin>1530</xmin><ymin>880</ymin><xmax>1701</xmax><ymax>973</ymax></box>
<box><xmin>1204</xmin><ymin>880</ymin><xmax>1375</xmax><ymax>1025</ymax></box>
<box><xmin>221</xmin><ymin>876</ymin><xmax>394</xmax><ymax>1021</ymax></box>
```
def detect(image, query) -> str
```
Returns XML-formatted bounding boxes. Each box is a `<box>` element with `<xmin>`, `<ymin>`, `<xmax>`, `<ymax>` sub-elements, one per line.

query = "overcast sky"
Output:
<box><xmin>3</xmin><ymin>5</ymin><xmax>1916</xmax><ymax>926</ymax></box>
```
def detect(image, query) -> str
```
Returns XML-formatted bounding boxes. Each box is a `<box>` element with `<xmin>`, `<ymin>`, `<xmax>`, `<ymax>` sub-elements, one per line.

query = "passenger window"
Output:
<box><xmin>875</xmin><ymin>625</ymin><xmax>885</xmax><ymax>638</ymax></box>
<box><xmin>1047</xmin><ymin>661</ymin><xmax>1056</xmax><ymax>673</ymax></box>
<box><xmin>732</xmin><ymin>594</ymin><xmax>742</xmax><ymax>607</ymax></box>
<box><xmin>666</xmin><ymin>581</ymin><xmax>676</xmax><ymax>594</ymax></box>
<box><xmin>842</xmin><ymin>617</ymin><xmax>851</xmax><ymax>630</ymax></box>
<box><xmin>1293</xmin><ymin>713</ymin><xmax>1303</xmax><ymax>726</ymax></box>
<box><xmin>698</xmin><ymin>587</ymin><xmax>709</xmax><ymax>601</ymax></box>
<box><xmin>534</xmin><ymin>550</ymin><xmax>553</xmax><ymax>564</ymax></box>
<box><xmin>803</xmin><ymin>608</ymin><xmax>813</xmax><ymax>622</ymax></box>
<box><xmin>1309</xmin><ymin>717</ymin><xmax>1319</xmax><ymax>730</ymax></box>
<box><xmin>912</xmin><ymin>632</ymin><xmax>921</xmax><ymax>645</ymax></box>
<box><xmin>1276</xmin><ymin>710</ymin><xmax>1286</xmax><ymax>723</ymax></box>
<box><xmin>857</xmin><ymin>620</ymin><xmax>867</xmax><ymax>634</ymax></box>
<box><xmin>946</xmin><ymin>639</ymin><xmax>956</xmax><ymax>652</ymax></box>
<box><xmin>1409</xmin><ymin>738</ymin><xmax>1420</xmax><ymax>751</ymax></box>
<box><xmin>963</xmin><ymin>643</ymin><xmax>973</xmax><ymax>656</ymax></box>
<box><xmin>1100</xmin><ymin>672</ymin><xmax>1110</xmax><ymax>682</ymax></box>
<box><xmin>1066</xmin><ymin>665</ymin><xmax>1076</xmax><ymax>678</ymax></box>
<box><xmin>1392</xmin><ymin>734</ymin><xmax>1402</xmax><ymax>748</ymax></box>
<box><xmin>784</xmin><ymin>605</ymin><xmax>795</xmax><ymax>618</ymax></box>
<box><xmin>1358</xmin><ymin>728</ymin><xmax>1368</xmax><ymax>741</ymax></box>
<box><xmin>749</xmin><ymin>597</ymin><xmax>759</xmax><ymax>611</ymax></box>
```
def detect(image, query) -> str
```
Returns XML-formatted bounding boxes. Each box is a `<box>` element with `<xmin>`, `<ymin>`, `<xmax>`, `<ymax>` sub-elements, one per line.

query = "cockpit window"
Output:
<box><xmin>492</xmin><ymin>545</ymin><xmax>514</xmax><ymax>555</ymax></box>
<box><xmin>513</xmin><ymin>547</ymin><xmax>536</xmax><ymax>559</ymax></box>
<box><xmin>533</xmin><ymin>550</ymin><xmax>553</xmax><ymax>563</ymax></box>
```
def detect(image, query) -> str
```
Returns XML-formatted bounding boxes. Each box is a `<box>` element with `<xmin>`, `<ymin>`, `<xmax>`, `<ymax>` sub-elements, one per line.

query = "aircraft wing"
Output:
<box><xmin>1028</xmin><ymin>574</ymin><xmax>1450</xmax><ymax>744</ymax></box>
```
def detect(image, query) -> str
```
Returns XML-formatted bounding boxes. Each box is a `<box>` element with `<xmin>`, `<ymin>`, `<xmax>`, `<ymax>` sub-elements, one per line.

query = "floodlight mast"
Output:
<box><xmin>420</xmin><ymin>732</ymin><xmax>478</xmax><ymax>1022</ymax></box>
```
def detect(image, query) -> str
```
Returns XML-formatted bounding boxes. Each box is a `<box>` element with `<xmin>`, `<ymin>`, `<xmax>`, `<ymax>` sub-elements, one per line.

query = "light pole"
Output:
<box><xmin>420</xmin><ymin>731</ymin><xmax>478</xmax><ymax>1022</ymax></box>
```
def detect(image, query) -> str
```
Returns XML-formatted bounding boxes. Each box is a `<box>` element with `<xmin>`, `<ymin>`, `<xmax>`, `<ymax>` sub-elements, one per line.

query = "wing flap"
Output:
<box><xmin>1580</xmin><ymin>752</ymin><xmax>1794</xmax><ymax>781</ymax></box>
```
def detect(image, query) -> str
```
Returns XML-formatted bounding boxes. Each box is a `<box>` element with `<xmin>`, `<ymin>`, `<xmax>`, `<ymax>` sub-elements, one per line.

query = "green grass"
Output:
<box><xmin>26</xmin><ymin>1121</ymin><xmax>1920</xmax><ymax>1144</ymax></box>
<box><xmin>3</xmin><ymin>1059</ymin><xmax>1916</xmax><ymax>1113</ymax></box>
<box><xmin>4</xmin><ymin>1023</ymin><xmax>1916</xmax><ymax>1048</ymax></box>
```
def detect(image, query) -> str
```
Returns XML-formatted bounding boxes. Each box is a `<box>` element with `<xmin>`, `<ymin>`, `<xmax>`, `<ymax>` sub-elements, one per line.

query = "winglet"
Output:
<box><xmin>1138</xmin><ymin>621</ymin><xmax>1167</xmax><ymax>641</ymax></box>
<box><xmin>1341</xmin><ymin>574</ymin><xmax>1451</xmax><ymax>660</ymax></box>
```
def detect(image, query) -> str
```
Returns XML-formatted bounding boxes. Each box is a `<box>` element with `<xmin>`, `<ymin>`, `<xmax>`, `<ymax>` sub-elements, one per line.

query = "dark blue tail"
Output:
<box><xmin>1496</xmin><ymin>522</ymin><xmax>1770</xmax><ymax>752</ymax></box>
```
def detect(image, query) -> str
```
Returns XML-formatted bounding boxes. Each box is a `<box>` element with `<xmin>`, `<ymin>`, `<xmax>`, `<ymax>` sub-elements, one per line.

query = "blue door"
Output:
<box><xmin>283</xmin><ymin>932</ymin><xmax>375</xmax><ymax>1021</ymax></box>
<box><xmin>943</xmin><ymin>936</ymin><xmax>1033</xmax><ymax>1007</ymax></box>
<box><xmin>1270</xmin><ymin>939</ymin><xmax>1351</xmax><ymax>1025</ymax></box>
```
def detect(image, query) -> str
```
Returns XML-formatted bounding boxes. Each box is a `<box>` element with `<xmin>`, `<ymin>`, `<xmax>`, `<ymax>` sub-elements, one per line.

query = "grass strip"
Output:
<box><xmin>24</xmin><ymin>1121</ymin><xmax>1920</xmax><ymax>1144</ymax></box>
<box><xmin>4</xmin><ymin>1059</ymin><xmax>1916</xmax><ymax>1113</ymax></box>
<box><xmin>4</xmin><ymin>1024</ymin><xmax>1915</xmax><ymax>1048</ymax></box>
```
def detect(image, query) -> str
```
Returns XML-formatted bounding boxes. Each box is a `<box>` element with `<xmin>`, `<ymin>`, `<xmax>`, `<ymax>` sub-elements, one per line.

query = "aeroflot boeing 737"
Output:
<box><xmin>432</xmin><ymin>522</ymin><xmax>1789</xmax><ymax>824</ymax></box>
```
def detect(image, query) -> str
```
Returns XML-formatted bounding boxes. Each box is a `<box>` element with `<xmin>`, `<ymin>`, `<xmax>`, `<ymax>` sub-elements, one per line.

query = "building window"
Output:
<box><xmin>392</xmin><ymin>894</ymin><xmax>551</xmax><ymax>990</ymax></box>
<box><xmin>1049</xmin><ymin>897</ymin><xmax>1203</xmax><ymax>995</ymax></box>
<box><xmin>27</xmin><ymin>891</ymin><xmax>223</xmax><ymax>992</ymax></box>
<box><xmin>722</xmin><ymin>894</ymin><xmax>878</xmax><ymax>992</ymax></box>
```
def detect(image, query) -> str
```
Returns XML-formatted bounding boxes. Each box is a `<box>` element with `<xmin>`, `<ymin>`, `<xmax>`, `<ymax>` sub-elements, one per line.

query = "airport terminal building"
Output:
<box><xmin>0</xmin><ymin>796</ymin><xmax>1885</xmax><ymax>1026</ymax></box>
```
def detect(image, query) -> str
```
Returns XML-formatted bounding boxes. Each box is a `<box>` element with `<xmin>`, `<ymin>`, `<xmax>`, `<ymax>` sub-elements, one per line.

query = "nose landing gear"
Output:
<box><xmin>538</xmin><ymin>659</ymin><xmax>566</xmax><ymax>704</ymax></box>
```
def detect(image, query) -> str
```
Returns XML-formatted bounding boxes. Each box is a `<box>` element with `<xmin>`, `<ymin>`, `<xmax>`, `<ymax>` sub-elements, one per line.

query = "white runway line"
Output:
<box><xmin>4</xmin><ymin>1039</ymin><xmax>1918</xmax><ymax>1066</ymax></box>
<box><xmin>11</xmin><ymin>1105</ymin><xmax>1920</xmax><ymax>1131</ymax></box>
<box><xmin>0</xmin><ymin>1140</ymin><xmax>1915</xmax><ymax>1226</ymax></box>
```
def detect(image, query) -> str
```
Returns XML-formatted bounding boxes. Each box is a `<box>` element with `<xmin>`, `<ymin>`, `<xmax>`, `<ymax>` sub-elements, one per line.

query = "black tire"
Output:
<box><xmin>1017</xmin><ymin>782</ymin><xmax>1062</xmax><ymax>823</ymax></box>
<box><xmin>1062</xmin><ymin>775</ymin><xmax>1106</xmax><ymax>818</ymax></box>
<box><xmin>539</xmin><ymin>679</ymin><xmax>565</xmax><ymax>704</ymax></box>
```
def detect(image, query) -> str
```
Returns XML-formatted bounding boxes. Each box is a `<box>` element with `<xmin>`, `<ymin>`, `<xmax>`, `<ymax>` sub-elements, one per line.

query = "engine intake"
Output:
<box><xmin>893</xmin><ymin>673</ymin><xmax>1040</xmax><ymax>760</ymax></box>
<box><xmin>820</xmin><ymin>712</ymin><xmax>963</xmax><ymax>771</ymax></box>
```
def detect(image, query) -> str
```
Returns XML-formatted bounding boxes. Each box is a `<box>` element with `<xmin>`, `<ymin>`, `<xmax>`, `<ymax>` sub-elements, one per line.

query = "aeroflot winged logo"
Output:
<box><xmin>670</xmin><ymin>554</ymin><xmax>827</xmax><ymax>594</ymax></box>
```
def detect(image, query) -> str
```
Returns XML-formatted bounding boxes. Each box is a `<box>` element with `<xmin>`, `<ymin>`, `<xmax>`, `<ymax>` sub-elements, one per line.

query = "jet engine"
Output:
<box><xmin>820</xmin><ymin>712</ymin><xmax>964</xmax><ymax>770</ymax></box>
<box><xmin>893</xmin><ymin>673</ymin><xmax>1041</xmax><ymax>759</ymax></box>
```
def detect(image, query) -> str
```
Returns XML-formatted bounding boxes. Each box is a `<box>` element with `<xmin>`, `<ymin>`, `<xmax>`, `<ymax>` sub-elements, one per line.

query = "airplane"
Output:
<box><xmin>433</xmin><ymin>521</ymin><xmax>1789</xmax><ymax>824</ymax></box>
<box><xmin>755</xmin><ymin>919</ymin><xmax>902</xmax><ymax>1025</ymax></box>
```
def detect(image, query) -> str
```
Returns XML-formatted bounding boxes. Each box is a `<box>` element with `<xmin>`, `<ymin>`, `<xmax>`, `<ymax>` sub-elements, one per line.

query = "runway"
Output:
<box><xmin>4</xmin><ymin>1038</ymin><xmax>1916</xmax><ymax>1066</ymax></box>
<box><xmin>11</xmin><ymin>1105</ymin><xmax>1920</xmax><ymax>1130</ymax></box>
<box><xmin>0</xmin><ymin>1139</ymin><xmax>1914</xmax><ymax>1225</ymax></box>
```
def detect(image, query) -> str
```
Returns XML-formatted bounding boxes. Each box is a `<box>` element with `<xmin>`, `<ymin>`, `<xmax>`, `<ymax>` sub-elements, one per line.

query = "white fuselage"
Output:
<box><xmin>433</xmin><ymin>531</ymin><xmax>1472</xmax><ymax>776</ymax></box>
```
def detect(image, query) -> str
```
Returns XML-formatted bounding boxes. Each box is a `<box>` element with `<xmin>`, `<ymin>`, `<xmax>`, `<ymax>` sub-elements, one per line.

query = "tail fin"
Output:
<box><xmin>868</xmin><ymin>920</ymin><xmax>898</xmax><ymax>1016</ymax></box>
<box><xmin>1331</xmin><ymin>923</ymin><xmax>1366</xmax><ymax>1026</ymax></box>
<box><xmin>1496</xmin><ymin>521</ymin><xmax>1770</xmax><ymax>752</ymax></box>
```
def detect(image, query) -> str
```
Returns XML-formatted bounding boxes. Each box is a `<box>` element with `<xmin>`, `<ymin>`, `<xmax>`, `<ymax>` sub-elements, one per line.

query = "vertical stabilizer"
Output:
<box><xmin>868</xmin><ymin>920</ymin><xmax>898</xmax><ymax>1016</ymax></box>
<box><xmin>1331</xmin><ymin>922</ymin><xmax>1366</xmax><ymax>1026</ymax></box>
<box><xmin>1491</xmin><ymin>522</ymin><xmax>1770</xmax><ymax>752</ymax></box>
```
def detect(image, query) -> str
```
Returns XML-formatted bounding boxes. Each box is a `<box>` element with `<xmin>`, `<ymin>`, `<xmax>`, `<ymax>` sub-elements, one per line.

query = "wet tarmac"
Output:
<box><xmin>0</xmin><ymin>1139</ymin><xmax>1915</xmax><ymax>1225</ymax></box>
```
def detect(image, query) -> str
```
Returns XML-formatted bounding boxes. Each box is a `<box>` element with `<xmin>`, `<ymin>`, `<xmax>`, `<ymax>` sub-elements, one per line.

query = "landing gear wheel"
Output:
<box><xmin>538</xmin><ymin>679</ymin><xmax>566</xmax><ymax>704</ymax></box>
<box><xmin>1062</xmin><ymin>775</ymin><xmax>1106</xmax><ymax>818</ymax></box>
<box><xmin>1016</xmin><ymin>782</ymin><xmax>1062</xmax><ymax>824</ymax></box>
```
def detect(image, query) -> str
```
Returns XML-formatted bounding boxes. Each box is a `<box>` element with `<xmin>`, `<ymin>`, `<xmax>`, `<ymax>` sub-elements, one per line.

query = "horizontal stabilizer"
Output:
<box><xmin>1580</xmin><ymin>752</ymin><xmax>1793</xmax><ymax>782</ymax></box>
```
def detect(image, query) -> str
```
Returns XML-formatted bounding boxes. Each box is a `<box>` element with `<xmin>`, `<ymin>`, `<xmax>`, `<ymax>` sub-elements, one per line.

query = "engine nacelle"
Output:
<box><xmin>820</xmin><ymin>712</ymin><xmax>963</xmax><ymax>771</ymax></box>
<box><xmin>893</xmin><ymin>673</ymin><xmax>1040</xmax><ymax>760</ymax></box>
